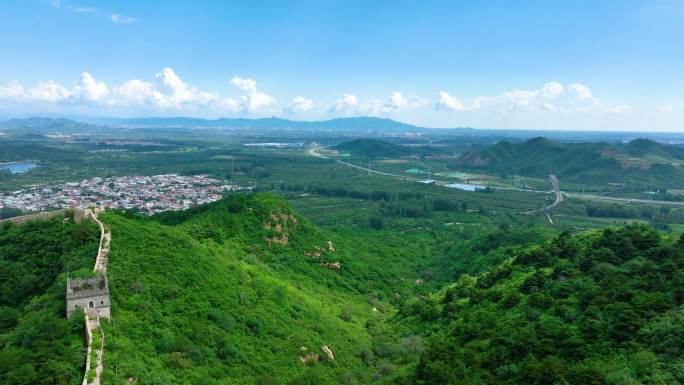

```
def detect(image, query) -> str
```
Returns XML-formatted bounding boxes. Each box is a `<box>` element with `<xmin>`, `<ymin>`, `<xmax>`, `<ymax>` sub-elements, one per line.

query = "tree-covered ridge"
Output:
<box><xmin>395</xmin><ymin>225</ymin><xmax>684</xmax><ymax>385</ymax></box>
<box><xmin>105</xmin><ymin>193</ymin><xmax>557</xmax><ymax>384</ymax></box>
<box><xmin>458</xmin><ymin>137</ymin><xmax>684</xmax><ymax>186</ymax></box>
<box><xmin>101</xmin><ymin>193</ymin><xmax>429</xmax><ymax>384</ymax></box>
<box><xmin>0</xmin><ymin>214</ymin><xmax>100</xmax><ymax>385</ymax></box>
<box><xmin>333</xmin><ymin>138</ymin><xmax>446</xmax><ymax>158</ymax></box>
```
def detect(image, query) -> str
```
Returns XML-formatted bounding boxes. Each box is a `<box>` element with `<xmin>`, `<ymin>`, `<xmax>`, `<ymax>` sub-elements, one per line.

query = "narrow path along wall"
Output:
<box><xmin>71</xmin><ymin>208</ymin><xmax>111</xmax><ymax>385</ymax></box>
<box><xmin>80</xmin><ymin>208</ymin><xmax>110</xmax><ymax>385</ymax></box>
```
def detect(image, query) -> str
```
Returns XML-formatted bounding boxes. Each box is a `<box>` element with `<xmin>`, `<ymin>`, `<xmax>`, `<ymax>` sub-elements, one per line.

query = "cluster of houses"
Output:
<box><xmin>0</xmin><ymin>174</ymin><xmax>247</xmax><ymax>215</ymax></box>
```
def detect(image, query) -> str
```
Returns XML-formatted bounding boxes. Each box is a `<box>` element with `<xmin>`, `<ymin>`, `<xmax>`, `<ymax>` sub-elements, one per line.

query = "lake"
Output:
<box><xmin>0</xmin><ymin>162</ymin><xmax>38</xmax><ymax>174</ymax></box>
<box><xmin>445</xmin><ymin>182</ymin><xmax>483</xmax><ymax>192</ymax></box>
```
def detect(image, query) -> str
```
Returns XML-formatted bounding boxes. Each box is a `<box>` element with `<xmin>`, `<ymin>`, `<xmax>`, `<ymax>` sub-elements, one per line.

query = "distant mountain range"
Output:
<box><xmin>0</xmin><ymin>117</ymin><xmax>100</xmax><ymax>132</ymax></box>
<box><xmin>0</xmin><ymin>116</ymin><xmax>424</xmax><ymax>134</ymax></box>
<box><xmin>86</xmin><ymin>116</ymin><xmax>423</xmax><ymax>131</ymax></box>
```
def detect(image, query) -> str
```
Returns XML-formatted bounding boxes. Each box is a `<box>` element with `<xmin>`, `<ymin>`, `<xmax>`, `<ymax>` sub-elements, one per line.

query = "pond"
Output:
<box><xmin>0</xmin><ymin>162</ymin><xmax>38</xmax><ymax>174</ymax></box>
<box><xmin>445</xmin><ymin>182</ymin><xmax>483</xmax><ymax>192</ymax></box>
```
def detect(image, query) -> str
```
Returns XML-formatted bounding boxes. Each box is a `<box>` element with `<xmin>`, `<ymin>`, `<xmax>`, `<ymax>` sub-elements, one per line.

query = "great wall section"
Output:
<box><xmin>1</xmin><ymin>208</ymin><xmax>111</xmax><ymax>385</ymax></box>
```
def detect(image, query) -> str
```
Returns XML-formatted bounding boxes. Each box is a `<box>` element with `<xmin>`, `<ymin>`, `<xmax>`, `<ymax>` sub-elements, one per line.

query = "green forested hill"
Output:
<box><xmin>334</xmin><ymin>139</ymin><xmax>409</xmax><ymax>158</ymax></box>
<box><xmin>390</xmin><ymin>225</ymin><xmax>684</xmax><ymax>385</ymax></box>
<box><xmin>0</xmin><ymin>214</ymin><xmax>100</xmax><ymax>385</ymax></box>
<box><xmin>624</xmin><ymin>139</ymin><xmax>684</xmax><ymax>160</ymax></box>
<box><xmin>458</xmin><ymin>137</ymin><xmax>684</xmax><ymax>186</ymax></box>
<box><xmin>100</xmin><ymin>193</ymin><xmax>458</xmax><ymax>385</ymax></box>
<box><xmin>333</xmin><ymin>138</ymin><xmax>446</xmax><ymax>158</ymax></box>
<box><xmin>5</xmin><ymin>194</ymin><xmax>683</xmax><ymax>385</ymax></box>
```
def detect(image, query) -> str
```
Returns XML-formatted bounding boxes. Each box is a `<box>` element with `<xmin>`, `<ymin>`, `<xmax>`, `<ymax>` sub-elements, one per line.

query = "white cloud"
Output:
<box><xmin>385</xmin><ymin>91</ymin><xmax>426</xmax><ymax>111</ymax></box>
<box><xmin>541</xmin><ymin>102</ymin><xmax>559</xmax><ymax>112</ymax></box>
<box><xmin>230</xmin><ymin>76</ymin><xmax>257</xmax><ymax>93</ymax></box>
<box><xmin>230</xmin><ymin>76</ymin><xmax>277</xmax><ymax>112</ymax></box>
<box><xmin>287</xmin><ymin>96</ymin><xmax>314</xmax><ymax>112</ymax></box>
<box><xmin>498</xmin><ymin>81</ymin><xmax>568</xmax><ymax>109</ymax></box>
<box><xmin>109</xmin><ymin>14</ymin><xmax>138</xmax><ymax>24</ymax></box>
<box><xmin>540</xmin><ymin>81</ymin><xmax>565</xmax><ymax>99</ymax></box>
<box><xmin>437</xmin><ymin>91</ymin><xmax>479</xmax><ymax>111</ymax></box>
<box><xmin>329</xmin><ymin>92</ymin><xmax>427</xmax><ymax>115</ymax></box>
<box><xmin>156</xmin><ymin>68</ymin><xmax>194</xmax><ymax>106</ymax></box>
<box><xmin>0</xmin><ymin>71</ymin><xmax>672</xmax><ymax>129</ymax></box>
<box><xmin>567</xmin><ymin>83</ymin><xmax>594</xmax><ymax>100</ymax></box>
<box><xmin>0</xmin><ymin>80</ymin><xmax>27</xmax><ymax>100</ymax></box>
<box><xmin>216</xmin><ymin>97</ymin><xmax>241</xmax><ymax>113</ymax></box>
<box><xmin>330</xmin><ymin>94</ymin><xmax>359</xmax><ymax>113</ymax></box>
<box><xmin>436</xmin><ymin>81</ymin><xmax>611</xmax><ymax>114</ymax></box>
<box><xmin>113</xmin><ymin>79</ymin><xmax>164</xmax><ymax>106</ymax></box>
<box><xmin>27</xmin><ymin>81</ymin><xmax>73</xmax><ymax>102</ymax></box>
<box><xmin>75</xmin><ymin>72</ymin><xmax>109</xmax><ymax>101</ymax></box>
<box><xmin>110</xmin><ymin>68</ymin><xmax>222</xmax><ymax>110</ymax></box>
<box><xmin>0</xmin><ymin>69</ymin><xmax>259</xmax><ymax>114</ymax></box>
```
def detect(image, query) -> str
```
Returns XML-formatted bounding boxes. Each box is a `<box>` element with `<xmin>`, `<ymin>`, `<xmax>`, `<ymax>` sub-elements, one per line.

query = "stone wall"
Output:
<box><xmin>0</xmin><ymin>209</ymin><xmax>69</xmax><ymax>225</ymax></box>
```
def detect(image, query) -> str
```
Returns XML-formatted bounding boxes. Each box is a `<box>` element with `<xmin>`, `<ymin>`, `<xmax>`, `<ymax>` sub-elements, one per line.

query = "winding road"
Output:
<box><xmin>547</xmin><ymin>175</ymin><xmax>563</xmax><ymax>210</ymax></box>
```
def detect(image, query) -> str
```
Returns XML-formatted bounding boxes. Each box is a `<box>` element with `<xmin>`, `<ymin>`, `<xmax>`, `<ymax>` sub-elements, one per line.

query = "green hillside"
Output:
<box><xmin>0</xmin><ymin>213</ymin><xmax>100</xmax><ymax>385</ymax></box>
<box><xmin>5</xmin><ymin>193</ymin><xmax>683</xmax><ymax>385</ymax></box>
<box><xmin>458</xmin><ymin>137</ymin><xmax>684</xmax><ymax>186</ymax></box>
<box><xmin>333</xmin><ymin>138</ymin><xmax>446</xmax><ymax>158</ymax></box>
<box><xmin>624</xmin><ymin>139</ymin><xmax>684</xmax><ymax>160</ymax></box>
<box><xmin>100</xmin><ymin>193</ymin><xmax>457</xmax><ymax>385</ymax></box>
<box><xmin>334</xmin><ymin>138</ymin><xmax>410</xmax><ymax>158</ymax></box>
<box><xmin>390</xmin><ymin>224</ymin><xmax>684</xmax><ymax>385</ymax></box>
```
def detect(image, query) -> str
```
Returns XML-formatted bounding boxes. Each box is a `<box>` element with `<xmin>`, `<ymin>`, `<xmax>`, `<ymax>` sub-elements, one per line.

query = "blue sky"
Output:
<box><xmin>0</xmin><ymin>0</ymin><xmax>683</xmax><ymax>130</ymax></box>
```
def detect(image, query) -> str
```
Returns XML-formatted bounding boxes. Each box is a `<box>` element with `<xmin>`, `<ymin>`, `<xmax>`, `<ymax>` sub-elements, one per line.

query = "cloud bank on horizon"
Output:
<box><xmin>1</xmin><ymin>1</ymin><xmax>683</xmax><ymax>131</ymax></box>
<box><xmin>0</xmin><ymin>68</ymin><xmax>675</xmax><ymax>131</ymax></box>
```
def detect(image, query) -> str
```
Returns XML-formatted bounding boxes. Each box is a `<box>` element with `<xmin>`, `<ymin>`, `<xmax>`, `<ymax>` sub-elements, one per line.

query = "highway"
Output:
<box><xmin>547</xmin><ymin>174</ymin><xmax>563</xmax><ymax>209</ymax></box>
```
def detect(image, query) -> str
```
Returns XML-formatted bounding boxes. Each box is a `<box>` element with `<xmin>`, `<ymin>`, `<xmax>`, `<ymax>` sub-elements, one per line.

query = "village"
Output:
<box><xmin>0</xmin><ymin>174</ymin><xmax>247</xmax><ymax>215</ymax></box>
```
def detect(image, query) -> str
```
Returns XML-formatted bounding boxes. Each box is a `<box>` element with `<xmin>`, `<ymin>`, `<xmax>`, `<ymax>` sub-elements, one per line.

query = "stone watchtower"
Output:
<box><xmin>66</xmin><ymin>274</ymin><xmax>111</xmax><ymax>319</ymax></box>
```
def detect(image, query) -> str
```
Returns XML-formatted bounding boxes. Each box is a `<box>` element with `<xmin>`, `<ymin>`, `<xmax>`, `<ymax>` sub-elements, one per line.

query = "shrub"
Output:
<box><xmin>340</xmin><ymin>306</ymin><xmax>353</xmax><ymax>322</ymax></box>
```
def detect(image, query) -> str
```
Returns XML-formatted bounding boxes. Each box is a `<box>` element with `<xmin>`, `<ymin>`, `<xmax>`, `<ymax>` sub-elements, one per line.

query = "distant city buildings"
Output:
<box><xmin>0</xmin><ymin>174</ymin><xmax>247</xmax><ymax>215</ymax></box>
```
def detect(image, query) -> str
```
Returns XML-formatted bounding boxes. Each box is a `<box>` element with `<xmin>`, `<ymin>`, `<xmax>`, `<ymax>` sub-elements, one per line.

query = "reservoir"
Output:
<box><xmin>445</xmin><ymin>182</ymin><xmax>483</xmax><ymax>192</ymax></box>
<box><xmin>0</xmin><ymin>162</ymin><xmax>38</xmax><ymax>174</ymax></box>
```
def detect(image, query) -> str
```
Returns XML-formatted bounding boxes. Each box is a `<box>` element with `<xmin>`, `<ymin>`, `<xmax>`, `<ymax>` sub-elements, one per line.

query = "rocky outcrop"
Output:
<box><xmin>321</xmin><ymin>345</ymin><xmax>334</xmax><ymax>361</ymax></box>
<box><xmin>263</xmin><ymin>212</ymin><xmax>298</xmax><ymax>247</ymax></box>
<box><xmin>299</xmin><ymin>353</ymin><xmax>319</xmax><ymax>364</ymax></box>
<box><xmin>320</xmin><ymin>262</ymin><xmax>341</xmax><ymax>272</ymax></box>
